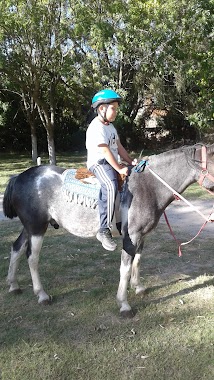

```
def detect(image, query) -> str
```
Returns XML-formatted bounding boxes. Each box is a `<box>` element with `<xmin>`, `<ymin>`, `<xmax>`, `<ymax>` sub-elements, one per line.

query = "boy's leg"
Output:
<box><xmin>90</xmin><ymin>160</ymin><xmax>118</xmax><ymax>250</ymax></box>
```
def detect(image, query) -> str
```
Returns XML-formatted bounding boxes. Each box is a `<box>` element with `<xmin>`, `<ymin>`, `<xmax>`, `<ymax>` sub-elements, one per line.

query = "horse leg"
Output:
<box><xmin>116</xmin><ymin>249</ymin><xmax>134</xmax><ymax>318</ymax></box>
<box><xmin>27</xmin><ymin>235</ymin><xmax>51</xmax><ymax>305</ymax></box>
<box><xmin>7</xmin><ymin>229</ymin><xmax>28</xmax><ymax>293</ymax></box>
<box><xmin>130</xmin><ymin>253</ymin><xmax>146</xmax><ymax>296</ymax></box>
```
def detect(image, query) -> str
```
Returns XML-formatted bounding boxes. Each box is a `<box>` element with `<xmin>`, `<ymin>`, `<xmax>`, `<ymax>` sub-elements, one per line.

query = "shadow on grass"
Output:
<box><xmin>140</xmin><ymin>276</ymin><xmax>214</xmax><ymax>307</ymax></box>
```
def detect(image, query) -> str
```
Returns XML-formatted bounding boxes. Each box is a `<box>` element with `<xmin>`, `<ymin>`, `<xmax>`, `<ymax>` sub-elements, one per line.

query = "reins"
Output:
<box><xmin>148</xmin><ymin>165</ymin><xmax>212</xmax><ymax>256</ymax></box>
<box><xmin>135</xmin><ymin>145</ymin><xmax>214</xmax><ymax>256</ymax></box>
<box><xmin>163</xmin><ymin>211</ymin><xmax>209</xmax><ymax>257</ymax></box>
<box><xmin>147</xmin><ymin>166</ymin><xmax>210</xmax><ymax>222</ymax></box>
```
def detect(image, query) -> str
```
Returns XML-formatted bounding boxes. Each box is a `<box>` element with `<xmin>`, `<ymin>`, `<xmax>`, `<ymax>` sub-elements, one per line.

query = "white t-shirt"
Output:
<box><xmin>86</xmin><ymin>117</ymin><xmax>119</xmax><ymax>169</ymax></box>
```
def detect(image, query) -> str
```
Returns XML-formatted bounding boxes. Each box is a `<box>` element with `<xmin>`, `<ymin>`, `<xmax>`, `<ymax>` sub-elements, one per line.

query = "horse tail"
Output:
<box><xmin>3</xmin><ymin>175</ymin><xmax>18</xmax><ymax>219</ymax></box>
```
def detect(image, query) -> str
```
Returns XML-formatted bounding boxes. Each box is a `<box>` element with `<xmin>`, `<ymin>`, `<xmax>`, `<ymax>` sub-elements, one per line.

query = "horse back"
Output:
<box><xmin>3</xmin><ymin>165</ymin><xmax>64</xmax><ymax>221</ymax></box>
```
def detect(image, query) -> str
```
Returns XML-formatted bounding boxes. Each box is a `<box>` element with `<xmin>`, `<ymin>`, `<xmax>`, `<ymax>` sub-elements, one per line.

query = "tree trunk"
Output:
<box><xmin>22</xmin><ymin>92</ymin><xmax>39</xmax><ymax>164</ymax></box>
<box><xmin>46</xmin><ymin>125</ymin><xmax>56</xmax><ymax>165</ymax></box>
<box><xmin>35</xmin><ymin>99</ymin><xmax>57</xmax><ymax>165</ymax></box>
<box><xmin>31</xmin><ymin>124</ymin><xmax>38</xmax><ymax>164</ymax></box>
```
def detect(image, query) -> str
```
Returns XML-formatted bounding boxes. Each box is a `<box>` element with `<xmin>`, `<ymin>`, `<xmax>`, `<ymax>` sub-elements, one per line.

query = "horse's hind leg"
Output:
<box><xmin>27</xmin><ymin>235</ymin><xmax>51</xmax><ymax>305</ymax></box>
<box><xmin>130</xmin><ymin>253</ymin><xmax>146</xmax><ymax>296</ymax></box>
<box><xmin>7</xmin><ymin>229</ymin><xmax>28</xmax><ymax>293</ymax></box>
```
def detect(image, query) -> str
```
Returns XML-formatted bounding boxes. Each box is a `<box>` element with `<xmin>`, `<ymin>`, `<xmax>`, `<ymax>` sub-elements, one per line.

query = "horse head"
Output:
<box><xmin>197</xmin><ymin>144</ymin><xmax>214</xmax><ymax>192</ymax></box>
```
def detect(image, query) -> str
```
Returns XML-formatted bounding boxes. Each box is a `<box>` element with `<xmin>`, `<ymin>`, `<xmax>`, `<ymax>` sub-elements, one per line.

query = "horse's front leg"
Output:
<box><xmin>28</xmin><ymin>235</ymin><xmax>51</xmax><ymax>305</ymax></box>
<box><xmin>7</xmin><ymin>229</ymin><xmax>27</xmax><ymax>293</ymax></box>
<box><xmin>116</xmin><ymin>249</ymin><xmax>134</xmax><ymax>318</ymax></box>
<box><xmin>130</xmin><ymin>253</ymin><xmax>146</xmax><ymax>296</ymax></box>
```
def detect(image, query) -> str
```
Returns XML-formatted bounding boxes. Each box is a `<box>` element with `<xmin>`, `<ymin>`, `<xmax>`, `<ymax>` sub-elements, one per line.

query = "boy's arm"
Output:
<box><xmin>117</xmin><ymin>140</ymin><xmax>137</xmax><ymax>165</ymax></box>
<box><xmin>98</xmin><ymin>144</ymin><xmax>128</xmax><ymax>175</ymax></box>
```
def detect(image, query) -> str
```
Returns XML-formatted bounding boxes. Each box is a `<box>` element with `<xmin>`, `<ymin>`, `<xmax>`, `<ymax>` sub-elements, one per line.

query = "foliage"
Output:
<box><xmin>0</xmin><ymin>0</ymin><xmax>213</xmax><ymax>159</ymax></box>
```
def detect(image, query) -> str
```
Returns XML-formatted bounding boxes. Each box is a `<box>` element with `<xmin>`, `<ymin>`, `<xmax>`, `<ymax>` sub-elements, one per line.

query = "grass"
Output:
<box><xmin>183</xmin><ymin>182</ymin><xmax>214</xmax><ymax>200</ymax></box>
<box><xmin>0</xmin><ymin>152</ymin><xmax>87</xmax><ymax>193</ymax></box>
<box><xmin>0</xmin><ymin>152</ymin><xmax>214</xmax><ymax>379</ymax></box>
<box><xmin>0</xmin><ymin>221</ymin><xmax>214</xmax><ymax>379</ymax></box>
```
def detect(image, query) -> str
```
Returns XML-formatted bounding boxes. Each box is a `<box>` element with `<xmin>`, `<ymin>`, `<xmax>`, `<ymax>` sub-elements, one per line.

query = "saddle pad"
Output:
<box><xmin>62</xmin><ymin>169</ymin><xmax>100</xmax><ymax>209</ymax></box>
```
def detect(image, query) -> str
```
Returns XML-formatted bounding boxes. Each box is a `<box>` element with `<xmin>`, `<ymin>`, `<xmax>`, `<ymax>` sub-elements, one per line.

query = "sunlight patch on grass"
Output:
<box><xmin>0</xmin><ymin>152</ymin><xmax>87</xmax><ymax>193</ymax></box>
<box><xmin>183</xmin><ymin>182</ymin><xmax>214</xmax><ymax>199</ymax></box>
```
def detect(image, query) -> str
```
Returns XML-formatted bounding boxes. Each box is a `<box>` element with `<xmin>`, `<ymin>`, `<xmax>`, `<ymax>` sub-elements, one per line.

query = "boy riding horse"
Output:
<box><xmin>86</xmin><ymin>89</ymin><xmax>137</xmax><ymax>251</ymax></box>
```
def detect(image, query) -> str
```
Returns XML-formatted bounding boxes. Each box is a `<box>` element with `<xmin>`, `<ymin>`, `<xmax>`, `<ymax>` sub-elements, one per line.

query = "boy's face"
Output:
<box><xmin>98</xmin><ymin>102</ymin><xmax>119</xmax><ymax>123</ymax></box>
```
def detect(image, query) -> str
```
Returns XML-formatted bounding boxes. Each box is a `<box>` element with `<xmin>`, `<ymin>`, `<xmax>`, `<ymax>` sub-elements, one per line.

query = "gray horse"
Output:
<box><xmin>3</xmin><ymin>144</ymin><xmax>214</xmax><ymax>317</ymax></box>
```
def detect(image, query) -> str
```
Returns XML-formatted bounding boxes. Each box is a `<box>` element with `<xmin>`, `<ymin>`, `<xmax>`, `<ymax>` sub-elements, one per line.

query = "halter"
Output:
<box><xmin>198</xmin><ymin>145</ymin><xmax>214</xmax><ymax>192</ymax></box>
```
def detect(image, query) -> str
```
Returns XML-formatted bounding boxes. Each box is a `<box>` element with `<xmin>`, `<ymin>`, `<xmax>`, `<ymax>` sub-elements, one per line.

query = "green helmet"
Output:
<box><xmin>91</xmin><ymin>89</ymin><xmax>122</xmax><ymax>109</ymax></box>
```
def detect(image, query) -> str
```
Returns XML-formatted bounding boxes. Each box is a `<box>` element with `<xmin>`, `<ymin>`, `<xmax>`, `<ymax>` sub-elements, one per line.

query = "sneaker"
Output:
<box><xmin>96</xmin><ymin>229</ymin><xmax>117</xmax><ymax>251</ymax></box>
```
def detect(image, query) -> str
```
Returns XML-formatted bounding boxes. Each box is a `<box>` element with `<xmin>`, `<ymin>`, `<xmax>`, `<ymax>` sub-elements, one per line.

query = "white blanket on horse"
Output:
<box><xmin>62</xmin><ymin>169</ymin><xmax>100</xmax><ymax>209</ymax></box>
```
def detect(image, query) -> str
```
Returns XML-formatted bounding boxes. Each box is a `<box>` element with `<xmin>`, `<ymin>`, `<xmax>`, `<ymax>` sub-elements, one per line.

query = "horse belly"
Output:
<box><xmin>49</xmin><ymin>202</ymin><xmax>100</xmax><ymax>237</ymax></box>
<box><xmin>49</xmin><ymin>200</ymin><xmax>120</xmax><ymax>238</ymax></box>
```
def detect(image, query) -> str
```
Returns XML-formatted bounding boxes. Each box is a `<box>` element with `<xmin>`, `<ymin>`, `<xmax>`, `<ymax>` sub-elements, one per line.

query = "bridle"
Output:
<box><xmin>197</xmin><ymin>145</ymin><xmax>214</xmax><ymax>193</ymax></box>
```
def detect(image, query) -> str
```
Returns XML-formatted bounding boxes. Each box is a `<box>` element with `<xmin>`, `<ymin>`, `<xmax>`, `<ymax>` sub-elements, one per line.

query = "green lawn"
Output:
<box><xmin>0</xmin><ymin>152</ymin><xmax>87</xmax><ymax>193</ymax></box>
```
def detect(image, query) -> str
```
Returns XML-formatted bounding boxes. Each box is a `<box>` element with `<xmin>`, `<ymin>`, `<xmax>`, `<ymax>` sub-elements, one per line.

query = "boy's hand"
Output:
<box><xmin>118</xmin><ymin>166</ymin><xmax>129</xmax><ymax>176</ymax></box>
<box><xmin>131</xmin><ymin>158</ymin><xmax>138</xmax><ymax>166</ymax></box>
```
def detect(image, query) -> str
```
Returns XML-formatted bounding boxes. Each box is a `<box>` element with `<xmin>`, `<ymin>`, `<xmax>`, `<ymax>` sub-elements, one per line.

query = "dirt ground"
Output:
<box><xmin>160</xmin><ymin>197</ymin><xmax>214</xmax><ymax>236</ymax></box>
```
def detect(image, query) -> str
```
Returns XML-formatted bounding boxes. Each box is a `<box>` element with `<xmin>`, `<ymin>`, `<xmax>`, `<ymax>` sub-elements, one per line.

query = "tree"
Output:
<box><xmin>0</xmin><ymin>0</ymin><xmax>213</xmax><ymax>157</ymax></box>
<box><xmin>0</xmin><ymin>0</ymin><xmax>80</xmax><ymax>164</ymax></box>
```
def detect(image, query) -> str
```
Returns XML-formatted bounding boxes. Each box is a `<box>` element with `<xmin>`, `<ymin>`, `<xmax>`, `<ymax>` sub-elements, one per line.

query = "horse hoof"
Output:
<box><xmin>136</xmin><ymin>288</ymin><xmax>147</xmax><ymax>297</ymax></box>
<box><xmin>40</xmin><ymin>296</ymin><xmax>53</xmax><ymax>305</ymax></box>
<box><xmin>120</xmin><ymin>309</ymin><xmax>135</xmax><ymax>319</ymax></box>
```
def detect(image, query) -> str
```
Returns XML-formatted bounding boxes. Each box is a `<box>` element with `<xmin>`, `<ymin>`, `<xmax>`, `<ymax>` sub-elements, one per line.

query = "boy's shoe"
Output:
<box><xmin>96</xmin><ymin>229</ymin><xmax>117</xmax><ymax>251</ymax></box>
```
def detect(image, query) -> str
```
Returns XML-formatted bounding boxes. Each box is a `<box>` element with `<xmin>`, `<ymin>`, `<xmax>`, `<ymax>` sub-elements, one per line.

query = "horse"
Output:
<box><xmin>3</xmin><ymin>143</ymin><xmax>214</xmax><ymax>317</ymax></box>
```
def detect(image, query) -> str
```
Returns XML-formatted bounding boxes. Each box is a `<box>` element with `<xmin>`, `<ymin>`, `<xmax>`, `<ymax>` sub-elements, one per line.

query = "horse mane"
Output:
<box><xmin>146</xmin><ymin>143</ymin><xmax>214</xmax><ymax>167</ymax></box>
<box><xmin>154</xmin><ymin>142</ymin><xmax>214</xmax><ymax>159</ymax></box>
<box><xmin>181</xmin><ymin>142</ymin><xmax>214</xmax><ymax>160</ymax></box>
<box><xmin>147</xmin><ymin>144</ymin><xmax>194</xmax><ymax>163</ymax></box>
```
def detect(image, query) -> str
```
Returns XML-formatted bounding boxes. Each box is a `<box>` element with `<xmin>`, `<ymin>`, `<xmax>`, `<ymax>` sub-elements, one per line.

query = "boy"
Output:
<box><xmin>86</xmin><ymin>89</ymin><xmax>137</xmax><ymax>251</ymax></box>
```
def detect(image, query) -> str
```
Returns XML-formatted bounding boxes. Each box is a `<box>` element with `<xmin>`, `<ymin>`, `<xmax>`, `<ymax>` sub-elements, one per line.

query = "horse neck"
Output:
<box><xmin>149</xmin><ymin>148</ymin><xmax>196</xmax><ymax>194</ymax></box>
